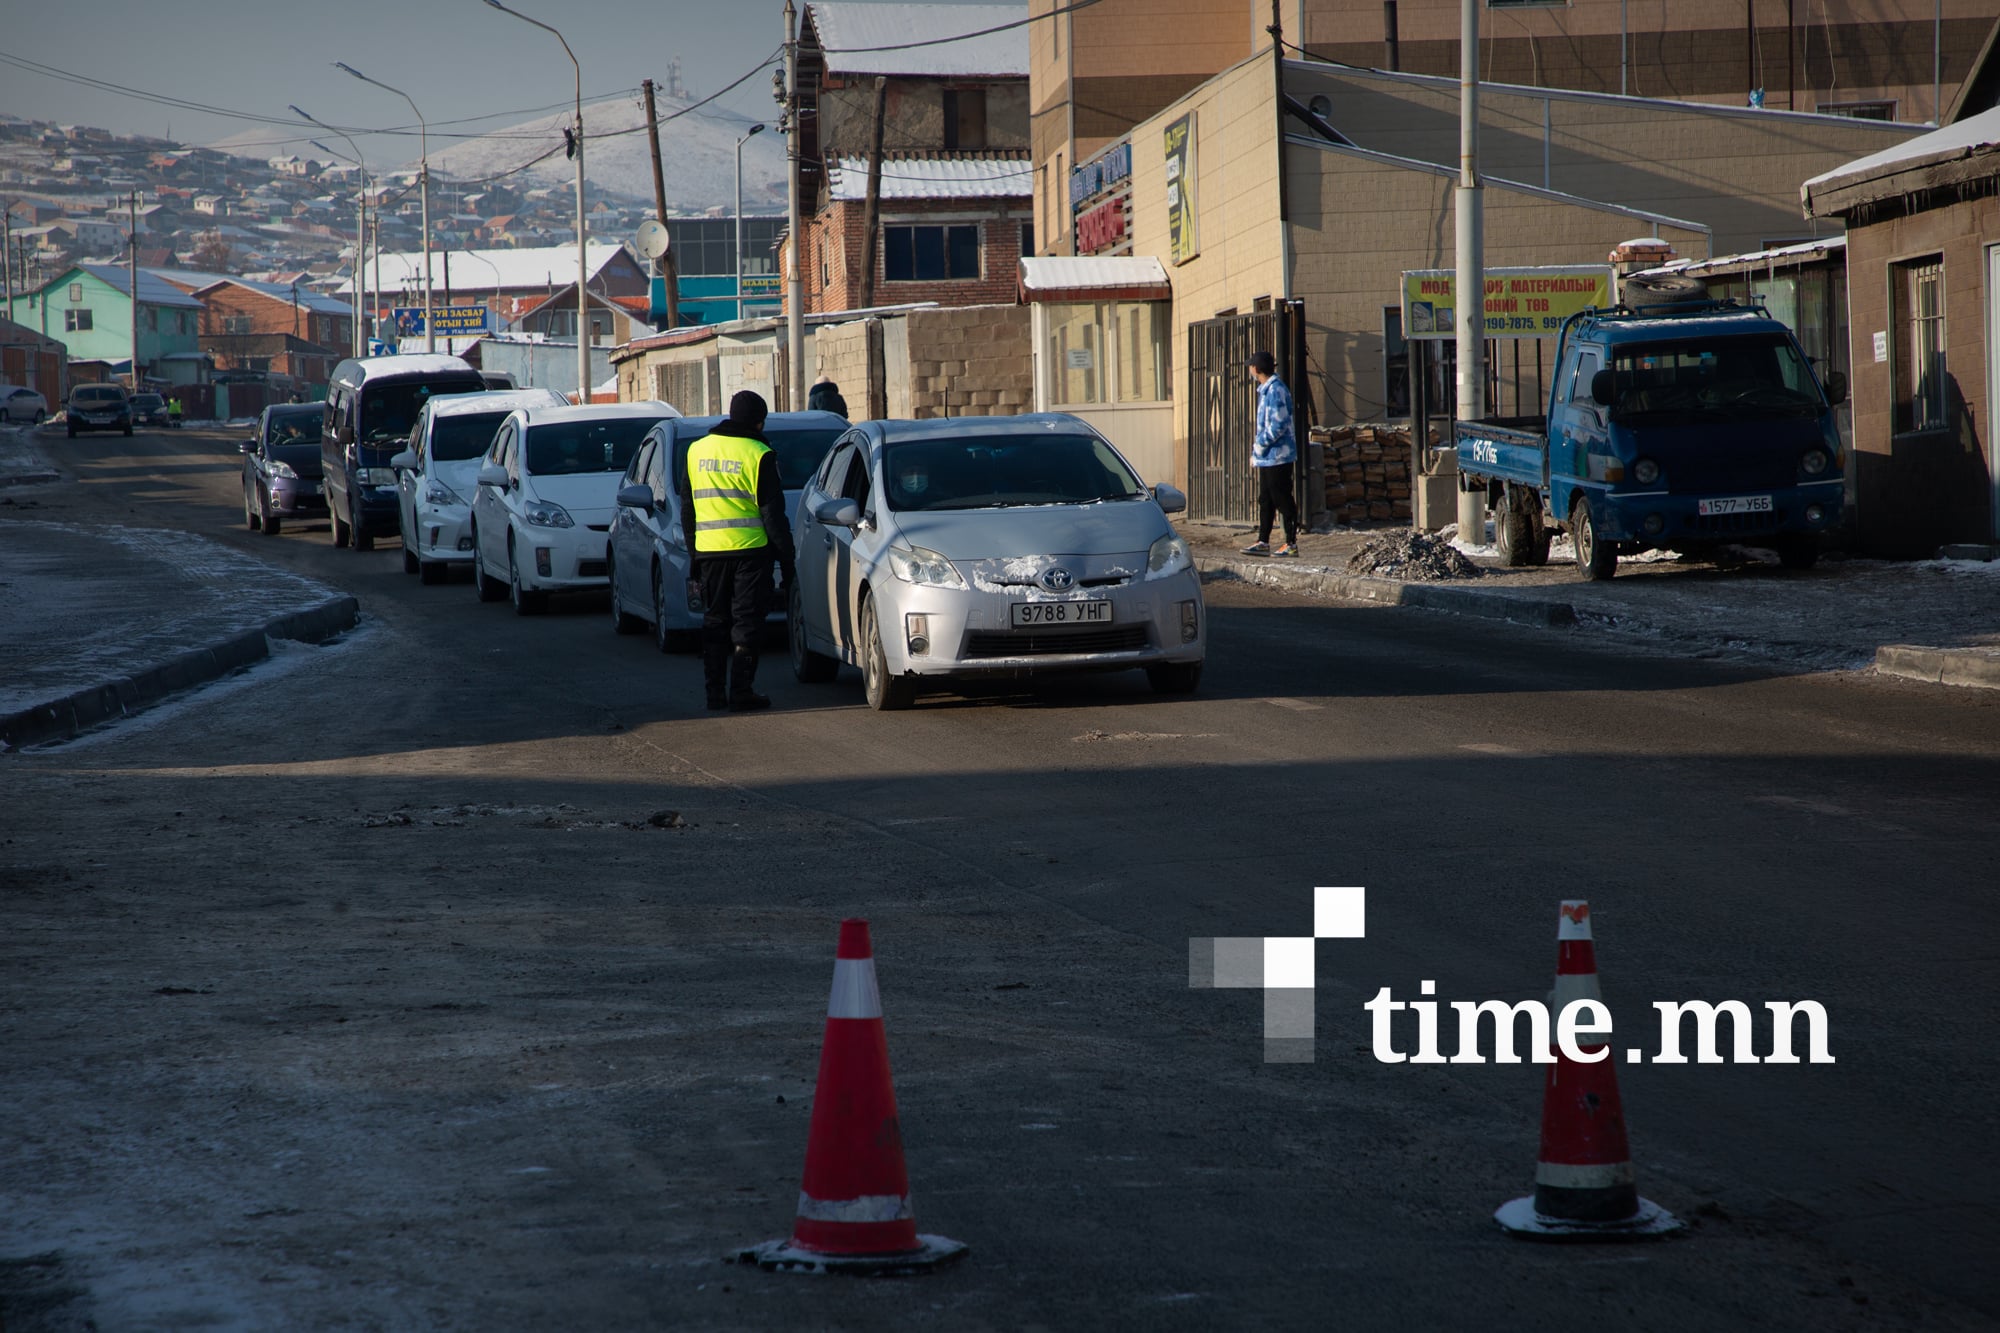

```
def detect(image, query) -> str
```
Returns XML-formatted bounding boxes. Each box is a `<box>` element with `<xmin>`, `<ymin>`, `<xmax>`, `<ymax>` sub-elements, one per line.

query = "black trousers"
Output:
<box><xmin>696</xmin><ymin>553</ymin><xmax>773</xmax><ymax>653</ymax></box>
<box><xmin>1256</xmin><ymin>461</ymin><xmax>1299</xmax><ymax>544</ymax></box>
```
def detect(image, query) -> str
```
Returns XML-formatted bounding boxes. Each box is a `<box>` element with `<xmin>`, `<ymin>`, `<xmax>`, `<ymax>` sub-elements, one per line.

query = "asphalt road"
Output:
<box><xmin>3</xmin><ymin>426</ymin><xmax>1996</xmax><ymax>1330</ymax></box>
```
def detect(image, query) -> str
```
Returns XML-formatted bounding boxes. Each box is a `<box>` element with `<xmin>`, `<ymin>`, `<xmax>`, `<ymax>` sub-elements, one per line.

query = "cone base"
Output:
<box><xmin>733</xmin><ymin>1234</ymin><xmax>969</xmax><ymax>1276</ymax></box>
<box><xmin>1494</xmin><ymin>1195</ymin><xmax>1683</xmax><ymax>1241</ymax></box>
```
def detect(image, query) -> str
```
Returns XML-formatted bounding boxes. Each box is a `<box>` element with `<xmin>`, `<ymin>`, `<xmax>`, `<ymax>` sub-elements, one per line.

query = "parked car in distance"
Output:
<box><xmin>480</xmin><ymin>371</ymin><xmax>518</xmax><ymax>390</ymax></box>
<box><xmin>607</xmin><ymin>410</ymin><xmax>848</xmax><ymax>651</ymax></box>
<box><xmin>241</xmin><ymin>403</ymin><xmax>328</xmax><ymax>536</ymax></box>
<box><xmin>130</xmin><ymin>392</ymin><xmax>172</xmax><ymax>428</ymax></box>
<box><xmin>469</xmin><ymin>400</ymin><xmax>681</xmax><ymax>614</ymax></box>
<box><xmin>322</xmin><ymin>353</ymin><xmax>487</xmax><ymax>550</ymax></box>
<box><xmin>392</xmin><ymin>387</ymin><xmax>569</xmax><ymax>584</ymax></box>
<box><xmin>788</xmin><ymin>414</ymin><xmax>1204</xmax><ymax>709</ymax></box>
<box><xmin>0</xmin><ymin>384</ymin><xmax>48</xmax><ymax>424</ymax></box>
<box><xmin>66</xmin><ymin>383</ymin><xmax>132</xmax><ymax>437</ymax></box>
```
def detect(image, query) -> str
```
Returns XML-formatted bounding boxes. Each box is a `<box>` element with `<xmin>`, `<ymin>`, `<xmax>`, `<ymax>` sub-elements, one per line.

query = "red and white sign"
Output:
<box><xmin>1076</xmin><ymin>197</ymin><xmax>1127</xmax><ymax>255</ymax></box>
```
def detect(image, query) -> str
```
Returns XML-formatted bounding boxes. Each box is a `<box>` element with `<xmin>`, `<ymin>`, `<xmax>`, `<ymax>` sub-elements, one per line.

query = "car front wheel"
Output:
<box><xmin>860</xmin><ymin>593</ymin><xmax>913</xmax><ymax>711</ymax></box>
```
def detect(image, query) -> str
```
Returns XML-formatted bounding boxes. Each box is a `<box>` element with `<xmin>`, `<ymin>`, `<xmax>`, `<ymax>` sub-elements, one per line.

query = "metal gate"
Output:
<box><xmin>1186</xmin><ymin>301</ymin><xmax>1307</xmax><ymax>522</ymax></box>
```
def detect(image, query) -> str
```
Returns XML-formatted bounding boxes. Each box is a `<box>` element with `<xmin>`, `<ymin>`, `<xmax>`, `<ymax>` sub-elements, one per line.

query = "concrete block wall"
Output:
<box><xmin>902</xmin><ymin>304</ymin><xmax>1033</xmax><ymax>419</ymax></box>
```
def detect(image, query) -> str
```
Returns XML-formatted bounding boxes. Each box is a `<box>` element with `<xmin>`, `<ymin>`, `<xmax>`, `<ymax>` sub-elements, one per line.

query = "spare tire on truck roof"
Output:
<box><xmin>1619</xmin><ymin>273</ymin><xmax>1710</xmax><ymax>307</ymax></box>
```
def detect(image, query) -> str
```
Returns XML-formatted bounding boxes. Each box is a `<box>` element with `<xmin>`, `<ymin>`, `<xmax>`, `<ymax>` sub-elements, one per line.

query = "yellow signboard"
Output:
<box><xmin>1164</xmin><ymin>113</ymin><xmax>1197</xmax><ymax>266</ymax></box>
<box><xmin>1402</xmin><ymin>266</ymin><xmax>1614</xmax><ymax>340</ymax></box>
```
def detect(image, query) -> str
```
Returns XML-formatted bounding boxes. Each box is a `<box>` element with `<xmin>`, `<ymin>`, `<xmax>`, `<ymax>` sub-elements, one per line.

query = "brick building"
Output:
<box><xmin>186</xmin><ymin>279</ymin><xmax>353</xmax><ymax>390</ymax></box>
<box><xmin>793</xmin><ymin>2</ymin><xmax>1034</xmax><ymax>316</ymax></box>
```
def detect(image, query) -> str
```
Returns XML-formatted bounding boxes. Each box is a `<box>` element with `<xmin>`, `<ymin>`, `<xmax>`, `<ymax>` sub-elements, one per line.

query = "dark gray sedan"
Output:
<box><xmin>242</xmin><ymin>403</ymin><xmax>328</xmax><ymax>536</ymax></box>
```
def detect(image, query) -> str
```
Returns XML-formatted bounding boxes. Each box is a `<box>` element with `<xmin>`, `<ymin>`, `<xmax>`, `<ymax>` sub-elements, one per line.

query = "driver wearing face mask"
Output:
<box><xmin>897</xmin><ymin>464</ymin><xmax>930</xmax><ymax>504</ymax></box>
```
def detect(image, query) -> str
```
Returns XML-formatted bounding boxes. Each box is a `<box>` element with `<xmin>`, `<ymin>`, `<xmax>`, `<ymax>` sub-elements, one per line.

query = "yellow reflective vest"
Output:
<box><xmin>686</xmin><ymin>432</ymin><xmax>772</xmax><ymax>553</ymax></box>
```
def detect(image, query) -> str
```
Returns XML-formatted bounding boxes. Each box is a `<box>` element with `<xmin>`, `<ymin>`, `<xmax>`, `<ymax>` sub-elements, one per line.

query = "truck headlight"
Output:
<box><xmin>1800</xmin><ymin>448</ymin><xmax>1830</xmax><ymax>476</ymax></box>
<box><xmin>1145</xmin><ymin>532</ymin><xmax>1192</xmax><ymax>580</ymax></box>
<box><xmin>1632</xmin><ymin>458</ymin><xmax>1661</xmax><ymax>485</ymax></box>
<box><xmin>358</xmin><ymin>467</ymin><xmax>396</xmax><ymax>486</ymax></box>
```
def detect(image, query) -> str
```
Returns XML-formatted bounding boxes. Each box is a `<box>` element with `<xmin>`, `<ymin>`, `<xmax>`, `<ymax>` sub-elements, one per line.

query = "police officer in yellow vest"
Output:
<box><xmin>677</xmin><ymin>390</ymin><xmax>796</xmax><ymax>710</ymax></box>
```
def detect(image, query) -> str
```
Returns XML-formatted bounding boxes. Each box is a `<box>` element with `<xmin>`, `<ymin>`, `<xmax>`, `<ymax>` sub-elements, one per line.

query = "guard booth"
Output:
<box><xmin>1184</xmin><ymin>300</ymin><xmax>1309</xmax><ymax>523</ymax></box>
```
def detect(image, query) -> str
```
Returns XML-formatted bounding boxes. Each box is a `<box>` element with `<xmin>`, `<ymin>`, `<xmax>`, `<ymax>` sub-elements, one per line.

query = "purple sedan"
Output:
<box><xmin>242</xmin><ymin>403</ymin><xmax>329</xmax><ymax>536</ymax></box>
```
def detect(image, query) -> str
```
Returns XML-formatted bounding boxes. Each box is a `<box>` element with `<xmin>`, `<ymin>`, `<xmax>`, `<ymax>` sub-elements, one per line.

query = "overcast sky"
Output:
<box><xmin>0</xmin><ymin>0</ymin><xmax>934</xmax><ymax>167</ymax></box>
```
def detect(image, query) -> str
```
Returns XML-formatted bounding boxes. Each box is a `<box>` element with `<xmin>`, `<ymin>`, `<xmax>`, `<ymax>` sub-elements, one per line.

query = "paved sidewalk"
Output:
<box><xmin>1</xmin><ymin>427</ymin><xmax>357</xmax><ymax>749</ymax></box>
<box><xmin>1183</xmin><ymin>519</ymin><xmax>2000</xmax><ymax>688</ymax></box>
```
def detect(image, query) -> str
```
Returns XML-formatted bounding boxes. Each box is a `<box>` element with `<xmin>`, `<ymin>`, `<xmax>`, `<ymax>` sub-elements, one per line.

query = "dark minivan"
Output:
<box><xmin>322</xmin><ymin>354</ymin><xmax>486</xmax><ymax>550</ymax></box>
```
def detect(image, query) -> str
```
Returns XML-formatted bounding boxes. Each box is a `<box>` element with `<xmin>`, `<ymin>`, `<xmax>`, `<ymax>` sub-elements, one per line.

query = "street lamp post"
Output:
<box><xmin>334</xmin><ymin>62</ymin><xmax>433</xmax><ymax>352</ymax></box>
<box><xmin>735</xmin><ymin>124</ymin><xmax>765</xmax><ymax>320</ymax></box>
<box><xmin>483</xmin><ymin>1</ymin><xmax>589</xmax><ymax>404</ymax></box>
<box><xmin>297</xmin><ymin>111</ymin><xmax>369</xmax><ymax>358</ymax></box>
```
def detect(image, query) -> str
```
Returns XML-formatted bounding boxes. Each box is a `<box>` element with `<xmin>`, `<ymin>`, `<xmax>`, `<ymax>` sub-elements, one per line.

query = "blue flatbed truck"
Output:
<box><xmin>1453</xmin><ymin>286</ymin><xmax>1848</xmax><ymax>579</ymax></box>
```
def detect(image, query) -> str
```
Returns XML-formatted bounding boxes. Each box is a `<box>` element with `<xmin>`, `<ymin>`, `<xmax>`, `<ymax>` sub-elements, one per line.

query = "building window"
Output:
<box><xmin>1818</xmin><ymin>101</ymin><xmax>1896</xmax><ymax>121</ymax></box>
<box><xmin>69</xmin><ymin>283</ymin><xmax>82</xmax><ymax>303</ymax></box>
<box><xmin>943</xmin><ymin>88</ymin><xmax>987</xmax><ymax>151</ymax></box>
<box><xmin>1046</xmin><ymin>301</ymin><xmax>1171</xmax><ymax>405</ymax></box>
<box><xmin>1020</xmin><ymin>220</ymin><xmax>1034</xmax><ymax>257</ymax></box>
<box><xmin>65</xmin><ymin>308</ymin><xmax>92</xmax><ymax>332</ymax></box>
<box><xmin>1892</xmin><ymin>257</ymin><xmax>1946</xmax><ymax>434</ymax></box>
<box><xmin>224</xmin><ymin>315</ymin><xmax>253</xmax><ymax>335</ymax></box>
<box><xmin>145</xmin><ymin>307</ymin><xmax>158</xmax><ymax>331</ymax></box>
<box><xmin>884</xmin><ymin>224</ymin><xmax>980</xmax><ymax>281</ymax></box>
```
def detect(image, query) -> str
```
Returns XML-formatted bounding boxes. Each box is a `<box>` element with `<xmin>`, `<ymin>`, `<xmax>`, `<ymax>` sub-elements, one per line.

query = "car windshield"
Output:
<box><xmin>361</xmin><ymin>377</ymin><xmax>483</xmax><ymax>443</ymax></box>
<box><xmin>882</xmin><ymin>432</ymin><xmax>1146</xmax><ymax>511</ymax></box>
<box><xmin>132</xmin><ymin>394</ymin><xmax>163</xmax><ymax>409</ymax></box>
<box><xmin>1606</xmin><ymin>334</ymin><xmax>1825</xmax><ymax>422</ymax></box>
<box><xmin>77</xmin><ymin>387</ymin><xmax>124</xmax><ymax>402</ymax></box>
<box><xmin>525</xmin><ymin>417</ymin><xmax>657</xmax><ymax>475</ymax></box>
<box><xmin>267</xmin><ymin>412</ymin><xmax>322</xmax><ymax>444</ymax></box>
<box><xmin>674</xmin><ymin>427</ymin><xmax>845</xmax><ymax>492</ymax></box>
<box><xmin>431</xmin><ymin>411</ymin><xmax>510</xmax><ymax>461</ymax></box>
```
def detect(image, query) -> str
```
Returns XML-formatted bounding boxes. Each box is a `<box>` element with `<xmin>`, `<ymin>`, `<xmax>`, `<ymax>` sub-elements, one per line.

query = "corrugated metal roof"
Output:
<box><xmin>1803</xmin><ymin>103</ymin><xmax>2000</xmax><ymax>196</ymax></box>
<box><xmin>1637</xmin><ymin>235</ymin><xmax>1845</xmax><ymax>279</ymax></box>
<box><xmin>76</xmin><ymin>264</ymin><xmax>204</xmax><ymax>309</ymax></box>
<box><xmin>328</xmin><ymin>243</ymin><xmax>630</xmax><ymax>298</ymax></box>
<box><xmin>827</xmin><ymin>155</ymin><xmax>1033</xmax><ymax>201</ymax></box>
<box><xmin>1019</xmin><ymin>256</ymin><xmax>1169</xmax><ymax>293</ymax></box>
<box><xmin>807</xmin><ymin>3</ymin><xmax>1028</xmax><ymax>78</ymax></box>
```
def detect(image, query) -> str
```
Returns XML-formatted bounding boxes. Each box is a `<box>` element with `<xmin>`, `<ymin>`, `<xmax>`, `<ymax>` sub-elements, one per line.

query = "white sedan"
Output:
<box><xmin>469</xmin><ymin>400</ymin><xmax>680</xmax><ymax>615</ymax></box>
<box><xmin>392</xmin><ymin>388</ymin><xmax>567</xmax><ymax>584</ymax></box>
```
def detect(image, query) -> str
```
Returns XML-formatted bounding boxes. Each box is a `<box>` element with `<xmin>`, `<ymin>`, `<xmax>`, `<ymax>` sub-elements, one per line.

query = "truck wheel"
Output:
<box><xmin>1526</xmin><ymin>512</ymin><xmax>1552</xmax><ymax>566</ymax></box>
<box><xmin>1495</xmin><ymin>494</ymin><xmax>1531</xmax><ymax>567</ymax></box>
<box><xmin>1571</xmin><ymin>498</ymin><xmax>1617</xmax><ymax>581</ymax></box>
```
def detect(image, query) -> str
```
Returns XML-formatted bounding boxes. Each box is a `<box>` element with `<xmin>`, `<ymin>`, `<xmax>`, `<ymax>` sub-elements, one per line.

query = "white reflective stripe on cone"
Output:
<box><xmin>1558</xmin><ymin>901</ymin><xmax>1593</xmax><ymax>940</ymax></box>
<box><xmin>827</xmin><ymin>958</ymin><xmax>883</xmax><ymax>1019</ymax></box>
<box><xmin>795</xmin><ymin>1191</ymin><xmax>913</xmax><ymax>1223</ymax></box>
<box><xmin>1534</xmin><ymin>1160</ymin><xmax>1636</xmax><ymax>1189</ymax></box>
<box><xmin>1549</xmin><ymin>972</ymin><xmax>1604</xmax><ymax>1009</ymax></box>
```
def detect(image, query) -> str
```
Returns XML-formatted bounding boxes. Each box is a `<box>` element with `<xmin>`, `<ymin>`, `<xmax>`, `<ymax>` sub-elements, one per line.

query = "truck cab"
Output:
<box><xmin>1460</xmin><ymin>290</ymin><xmax>1847</xmax><ymax>579</ymax></box>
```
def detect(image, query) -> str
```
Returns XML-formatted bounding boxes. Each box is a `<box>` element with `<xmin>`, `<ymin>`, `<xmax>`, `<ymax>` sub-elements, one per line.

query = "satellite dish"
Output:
<box><xmin>635</xmin><ymin>218</ymin><xmax>670</xmax><ymax>260</ymax></box>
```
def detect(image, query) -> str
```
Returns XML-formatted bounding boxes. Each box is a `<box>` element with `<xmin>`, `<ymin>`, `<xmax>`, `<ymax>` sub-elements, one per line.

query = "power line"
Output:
<box><xmin>819</xmin><ymin>0</ymin><xmax>1103</xmax><ymax>54</ymax></box>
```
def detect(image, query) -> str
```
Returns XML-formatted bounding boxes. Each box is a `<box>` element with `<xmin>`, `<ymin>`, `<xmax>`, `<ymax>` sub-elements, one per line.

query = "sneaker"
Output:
<box><xmin>1274</xmin><ymin>542</ymin><xmax>1300</xmax><ymax>557</ymax></box>
<box><xmin>1240</xmin><ymin>540</ymin><xmax>1271</xmax><ymax>555</ymax></box>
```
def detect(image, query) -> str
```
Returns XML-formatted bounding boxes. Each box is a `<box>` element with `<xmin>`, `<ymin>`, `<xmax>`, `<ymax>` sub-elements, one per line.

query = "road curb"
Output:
<box><xmin>1875</xmin><ymin>643</ymin><xmax>2000</xmax><ymax>691</ymax></box>
<box><xmin>0</xmin><ymin>594</ymin><xmax>360</xmax><ymax>751</ymax></box>
<box><xmin>1198</xmin><ymin>555</ymin><xmax>1581</xmax><ymax>628</ymax></box>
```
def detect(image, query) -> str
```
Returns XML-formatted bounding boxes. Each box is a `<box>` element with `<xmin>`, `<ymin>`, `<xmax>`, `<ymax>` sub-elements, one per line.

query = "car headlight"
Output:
<box><xmin>424</xmin><ymin>479</ymin><xmax>465</xmax><ymax>506</ymax></box>
<box><xmin>358</xmin><ymin>467</ymin><xmax>396</xmax><ymax>486</ymax></box>
<box><xmin>266</xmin><ymin>459</ymin><xmax>298</xmax><ymax>479</ymax></box>
<box><xmin>1800</xmin><ymin>448</ymin><xmax>1830</xmax><ymax>476</ymax></box>
<box><xmin>1631</xmin><ymin>458</ymin><xmax>1661</xmax><ymax>485</ymax></box>
<box><xmin>523</xmin><ymin>499</ymin><xmax>574</xmax><ymax>528</ymax></box>
<box><xmin>887</xmin><ymin>543</ymin><xmax>965</xmax><ymax>588</ymax></box>
<box><xmin>1145</xmin><ymin>532</ymin><xmax>1193</xmax><ymax>581</ymax></box>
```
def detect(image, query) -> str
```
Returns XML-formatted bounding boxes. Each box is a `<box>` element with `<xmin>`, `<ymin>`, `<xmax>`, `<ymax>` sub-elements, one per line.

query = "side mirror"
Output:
<box><xmin>389</xmin><ymin>449</ymin><xmax>417</xmax><ymax>470</ymax></box>
<box><xmin>1822</xmin><ymin>370</ymin><xmax>1847</xmax><ymax>407</ymax></box>
<box><xmin>241</xmin><ymin>439</ymin><xmax>259</xmax><ymax>453</ymax></box>
<box><xmin>815</xmin><ymin>497</ymin><xmax>861</xmax><ymax>528</ymax></box>
<box><xmin>616</xmin><ymin>483</ymin><xmax>654</xmax><ymax>510</ymax></box>
<box><xmin>1152</xmin><ymin>482</ymin><xmax>1187</xmax><ymax>514</ymax></box>
<box><xmin>477</xmin><ymin>464</ymin><xmax>508</xmax><ymax>489</ymax></box>
<box><xmin>1590</xmin><ymin>369</ymin><xmax>1616</xmax><ymax>407</ymax></box>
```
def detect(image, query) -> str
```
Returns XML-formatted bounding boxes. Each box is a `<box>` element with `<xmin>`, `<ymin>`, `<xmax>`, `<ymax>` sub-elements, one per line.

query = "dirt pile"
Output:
<box><xmin>1346</xmin><ymin>530</ymin><xmax>1484</xmax><ymax>581</ymax></box>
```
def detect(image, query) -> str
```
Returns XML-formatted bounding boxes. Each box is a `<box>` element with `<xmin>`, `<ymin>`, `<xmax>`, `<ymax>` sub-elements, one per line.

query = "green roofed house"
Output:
<box><xmin>4</xmin><ymin>264</ymin><xmax>207</xmax><ymax>391</ymax></box>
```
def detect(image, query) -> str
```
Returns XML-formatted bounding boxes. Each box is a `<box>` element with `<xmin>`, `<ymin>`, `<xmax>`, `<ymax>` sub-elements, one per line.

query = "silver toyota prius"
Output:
<box><xmin>788</xmin><ymin>414</ymin><xmax>1205</xmax><ymax>710</ymax></box>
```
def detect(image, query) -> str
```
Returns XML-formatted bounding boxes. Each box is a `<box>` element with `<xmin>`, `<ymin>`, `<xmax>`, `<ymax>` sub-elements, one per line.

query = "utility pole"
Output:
<box><xmin>2</xmin><ymin>199</ymin><xmax>13</xmax><ymax>312</ymax></box>
<box><xmin>1454</xmin><ymin>0</ymin><xmax>1487</xmax><ymax>541</ymax></box>
<box><xmin>784</xmin><ymin>0</ymin><xmax>805</xmax><ymax>410</ymax></box>
<box><xmin>642</xmin><ymin>79</ymin><xmax>684</xmax><ymax>329</ymax></box>
<box><xmin>858</xmin><ymin>76</ymin><xmax>886</xmax><ymax>311</ymax></box>
<box><xmin>128</xmin><ymin>190</ymin><xmax>140</xmax><ymax>392</ymax></box>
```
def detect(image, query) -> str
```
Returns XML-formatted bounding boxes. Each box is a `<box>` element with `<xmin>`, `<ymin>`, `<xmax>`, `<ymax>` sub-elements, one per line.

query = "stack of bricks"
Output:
<box><xmin>1313</xmin><ymin>425</ymin><xmax>1433</xmax><ymax>525</ymax></box>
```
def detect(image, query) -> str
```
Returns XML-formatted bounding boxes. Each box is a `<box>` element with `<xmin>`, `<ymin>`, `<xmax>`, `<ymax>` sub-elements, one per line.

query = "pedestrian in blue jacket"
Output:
<box><xmin>1242</xmin><ymin>350</ymin><xmax>1300</xmax><ymax>557</ymax></box>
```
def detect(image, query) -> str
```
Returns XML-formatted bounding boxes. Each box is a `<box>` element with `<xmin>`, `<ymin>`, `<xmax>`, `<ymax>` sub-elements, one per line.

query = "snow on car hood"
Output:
<box><xmin>888</xmin><ymin>500</ymin><xmax>1167</xmax><ymax>562</ymax></box>
<box><xmin>524</xmin><ymin>471</ymin><xmax>624</xmax><ymax>524</ymax></box>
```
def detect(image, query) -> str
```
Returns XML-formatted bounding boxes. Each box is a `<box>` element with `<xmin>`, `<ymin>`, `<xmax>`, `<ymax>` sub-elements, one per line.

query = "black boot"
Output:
<box><xmin>728</xmin><ymin>646</ymin><xmax>770</xmax><ymax>711</ymax></box>
<box><xmin>702</xmin><ymin>643</ymin><xmax>729</xmax><ymax>710</ymax></box>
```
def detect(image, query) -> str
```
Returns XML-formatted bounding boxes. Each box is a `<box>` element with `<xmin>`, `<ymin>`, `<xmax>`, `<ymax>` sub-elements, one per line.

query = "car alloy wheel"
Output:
<box><xmin>860</xmin><ymin>594</ymin><xmax>913</xmax><ymax>711</ymax></box>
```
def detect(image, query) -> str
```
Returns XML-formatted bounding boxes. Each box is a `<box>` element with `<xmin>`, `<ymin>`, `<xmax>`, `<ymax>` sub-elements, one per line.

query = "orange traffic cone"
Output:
<box><xmin>736</xmin><ymin>919</ymin><xmax>968</xmax><ymax>1274</ymax></box>
<box><xmin>1495</xmin><ymin>900</ymin><xmax>1682</xmax><ymax>1239</ymax></box>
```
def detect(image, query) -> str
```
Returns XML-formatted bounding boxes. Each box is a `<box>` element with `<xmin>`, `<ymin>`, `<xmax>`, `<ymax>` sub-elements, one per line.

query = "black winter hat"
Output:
<box><xmin>728</xmin><ymin>389</ymin><xmax>769</xmax><ymax>427</ymax></box>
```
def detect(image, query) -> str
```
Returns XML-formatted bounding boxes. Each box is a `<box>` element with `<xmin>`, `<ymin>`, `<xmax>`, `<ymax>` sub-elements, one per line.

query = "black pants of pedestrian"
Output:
<box><xmin>1256</xmin><ymin>461</ymin><xmax>1299</xmax><ymax>545</ymax></box>
<box><xmin>696</xmin><ymin>553</ymin><xmax>772</xmax><ymax>653</ymax></box>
